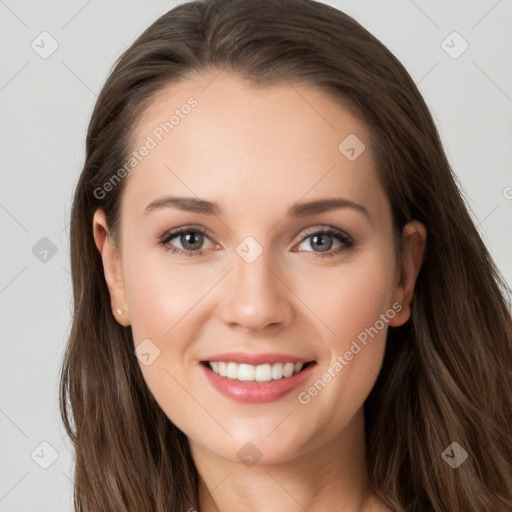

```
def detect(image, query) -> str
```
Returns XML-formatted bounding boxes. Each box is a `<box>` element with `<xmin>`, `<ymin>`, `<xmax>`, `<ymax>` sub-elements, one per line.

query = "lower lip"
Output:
<box><xmin>199</xmin><ymin>362</ymin><xmax>316</xmax><ymax>403</ymax></box>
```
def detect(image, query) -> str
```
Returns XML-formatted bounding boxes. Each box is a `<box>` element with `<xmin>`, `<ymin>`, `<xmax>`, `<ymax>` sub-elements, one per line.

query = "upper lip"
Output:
<box><xmin>201</xmin><ymin>352</ymin><xmax>315</xmax><ymax>365</ymax></box>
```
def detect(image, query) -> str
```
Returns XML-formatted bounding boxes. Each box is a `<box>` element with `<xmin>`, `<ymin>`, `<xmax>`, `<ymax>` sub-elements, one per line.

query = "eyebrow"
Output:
<box><xmin>144</xmin><ymin>196</ymin><xmax>371</xmax><ymax>220</ymax></box>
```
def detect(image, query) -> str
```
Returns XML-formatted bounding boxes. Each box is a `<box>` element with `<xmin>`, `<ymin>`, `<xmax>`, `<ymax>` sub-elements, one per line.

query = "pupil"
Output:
<box><xmin>182</xmin><ymin>232</ymin><xmax>203</xmax><ymax>250</ymax></box>
<box><xmin>312</xmin><ymin>234</ymin><xmax>332</xmax><ymax>252</ymax></box>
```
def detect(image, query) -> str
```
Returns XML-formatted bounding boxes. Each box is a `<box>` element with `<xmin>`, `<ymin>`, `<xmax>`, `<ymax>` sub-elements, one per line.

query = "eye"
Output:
<box><xmin>159</xmin><ymin>225</ymin><xmax>355</xmax><ymax>259</ymax></box>
<box><xmin>160</xmin><ymin>226</ymin><xmax>218</xmax><ymax>257</ymax></box>
<box><xmin>295</xmin><ymin>227</ymin><xmax>355</xmax><ymax>258</ymax></box>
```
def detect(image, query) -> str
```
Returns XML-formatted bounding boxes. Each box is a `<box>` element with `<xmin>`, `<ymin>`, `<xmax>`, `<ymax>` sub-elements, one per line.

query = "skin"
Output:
<box><xmin>93</xmin><ymin>70</ymin><xmax>426</xmax><ymax>512</ymax></box>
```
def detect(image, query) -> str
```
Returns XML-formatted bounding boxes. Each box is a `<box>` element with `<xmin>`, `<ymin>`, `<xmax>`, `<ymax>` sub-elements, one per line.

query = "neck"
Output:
<box><xmin>190</xmin><ymin>407</ymin><xmax>382</xmax><ymax>512</ymax></box>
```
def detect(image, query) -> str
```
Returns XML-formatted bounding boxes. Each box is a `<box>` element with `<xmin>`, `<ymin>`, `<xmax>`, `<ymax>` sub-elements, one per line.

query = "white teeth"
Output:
<box><xmin>255</xmin><ymin>364</ymin><xmax>272</xmax><ymax>382</ymax></box>
<box><xmin>271</xmin><ymin>362</ymin><xmax>283</xmax><ymax>379</ymax></box>
<box><xmin>226</xmin><ymin>362</ymin><xmax>238</xmax><ymax>379</ymax></box>
<box><xmin>283</xmin><ymin>362</ymin><xmax>295</xmax><ymax>377</ymax></box>
<box><xmin>238</xmin><ymin>364</ymin><xmax>255</xmax><ymax>381</ymax></box>
<box><xmin>208</xmin><ymin>361</ymin><xmax>305</xmax><ymax>382</ymax></box>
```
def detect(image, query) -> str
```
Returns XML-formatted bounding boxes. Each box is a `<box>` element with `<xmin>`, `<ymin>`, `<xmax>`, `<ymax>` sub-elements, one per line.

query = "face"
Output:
<box><xmin>94</xmin><ymin>70</ymin><xmax>425</xmax><ymax>466</ymax></box>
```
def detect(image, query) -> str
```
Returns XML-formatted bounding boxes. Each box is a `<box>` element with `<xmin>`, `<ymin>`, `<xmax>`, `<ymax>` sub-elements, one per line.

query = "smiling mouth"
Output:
<box><xmin>201</xmin><ymin>360</ymin><xmax>315</xmax><ymax>383</ymax></box>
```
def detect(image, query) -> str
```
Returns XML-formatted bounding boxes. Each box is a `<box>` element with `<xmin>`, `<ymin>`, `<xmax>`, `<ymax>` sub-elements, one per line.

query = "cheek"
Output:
<box><xmin>121</xmin><ymin>248</ymin><xmax>208</xmax><ymax>430</ymax></box>
<box><xmin>293</xmin><ymin>247</ymin><xmax>396</xmax><ymax>413</ymax></box>
<box><xmin>295</xmin><ymin>247</ymin><xmax>397</xmax><ymax>351</ymax></box>
<box><xmin>122</xmin><ymin>247</ymin><xmax>209</xmax><ymax>342</ymax></box>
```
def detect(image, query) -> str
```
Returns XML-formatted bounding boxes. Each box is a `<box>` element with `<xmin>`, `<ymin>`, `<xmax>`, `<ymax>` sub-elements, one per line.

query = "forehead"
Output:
<box><xmin>122</xmin><ymin>71</ymin><xmax>387</xmax><ymax>223</ymax></box>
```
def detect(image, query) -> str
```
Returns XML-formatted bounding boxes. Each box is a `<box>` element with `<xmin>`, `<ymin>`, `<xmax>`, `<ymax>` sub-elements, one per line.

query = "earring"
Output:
<box><xmin>115</xmin><ymin>309</ymin><xmax>124</xmax><ymax>315</ymax></box>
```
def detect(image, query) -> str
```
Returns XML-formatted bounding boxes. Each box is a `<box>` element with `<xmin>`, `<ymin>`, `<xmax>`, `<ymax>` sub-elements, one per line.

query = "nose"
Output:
<box><xmin>216</xmin><ymin>249</ymin><xmax>295</xmax><ymax>333</ymax></box>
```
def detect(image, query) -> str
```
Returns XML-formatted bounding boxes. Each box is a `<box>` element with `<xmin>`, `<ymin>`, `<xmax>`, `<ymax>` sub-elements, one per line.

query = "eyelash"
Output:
<box><xmin>159</xmin><ymin>225</ymin><xmax>355</xmax><ymax>259</ymax></box>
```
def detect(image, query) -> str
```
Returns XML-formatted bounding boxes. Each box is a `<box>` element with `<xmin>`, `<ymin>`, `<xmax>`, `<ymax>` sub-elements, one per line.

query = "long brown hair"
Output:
<box><xmin>59</xmin><ymin>0</ymin><xmax>512</xmax><ymax>510</ymax></box>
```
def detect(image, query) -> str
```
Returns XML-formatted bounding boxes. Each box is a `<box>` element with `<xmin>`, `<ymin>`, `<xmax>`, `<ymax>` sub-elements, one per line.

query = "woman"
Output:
<box><xmin>59</xmin><ymin>0</ymin><xmax>512</xmax><ymax>511</ymax></box>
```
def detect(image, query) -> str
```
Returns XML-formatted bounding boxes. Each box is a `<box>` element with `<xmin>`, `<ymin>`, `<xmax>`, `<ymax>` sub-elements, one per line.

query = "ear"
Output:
<box><xmin>92</xmin><ymin>209</ymin><xmax>130</xmax><ymax>327</ymax></box>
<box><xmin>389</xmin><ymin>220</ymin><xmax>427</xmax><ymax>327</ymax></box>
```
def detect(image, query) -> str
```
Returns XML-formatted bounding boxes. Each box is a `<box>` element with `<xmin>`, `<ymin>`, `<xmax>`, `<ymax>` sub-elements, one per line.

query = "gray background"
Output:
<box><xmin>1</xmin><ymin>0</ymin><xmax>511</xmax><ymax>510</ymax></box>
